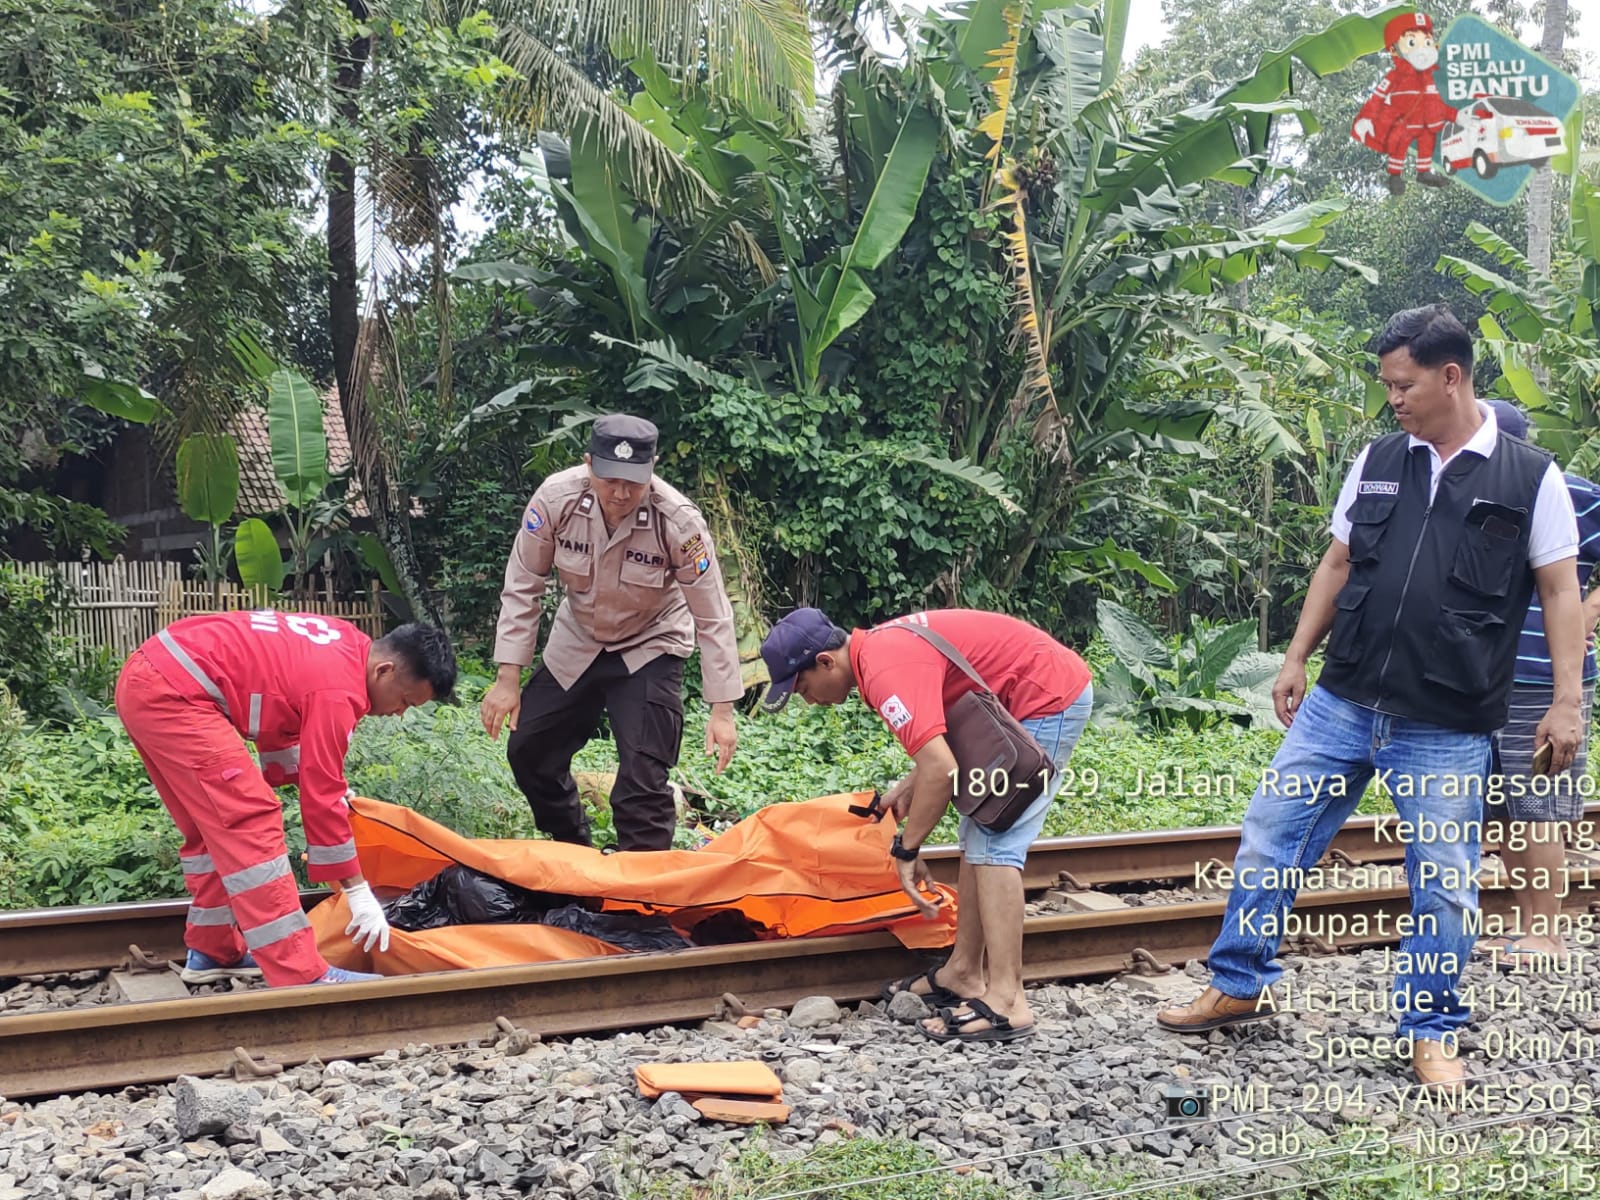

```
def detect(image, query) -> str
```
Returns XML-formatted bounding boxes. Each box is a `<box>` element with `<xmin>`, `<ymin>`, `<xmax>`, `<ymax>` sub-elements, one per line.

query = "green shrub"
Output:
<box><xmin>0</xmin><ymin>565</ymin><xmax>80</xmax><ymax>721</ymax></box>
<box><xmin>0</xmin><ymin>565</ymin><xmax>122</xmax><ymax>724</ymax></box>
<box><xmin>1095</xmin><ymin>599</ymin><xmax>1281</xmax><ymax>732</ymax></box>
<box><xmin>23</xmin><ymin>808</ymin><xmax>182</xmax><ymax>907</ymax></box>
<box><xmin>0</xmin><ymin>656</ymin><xmax>1407</xmax><ymax>909</ymax></box>
<box><xmin>343</xmin><ymin>692</ymin><xmax>539</xmax><ymax>840</ymax></box>
<box><xmin>2</xmin><ymin>713</ymin><xmax>174</xmax><ymax>906</ymax></box>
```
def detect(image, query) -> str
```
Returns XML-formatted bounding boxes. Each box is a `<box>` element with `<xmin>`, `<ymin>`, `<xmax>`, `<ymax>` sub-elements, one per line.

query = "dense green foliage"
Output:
<box><xmin>0</xmin><ymin>564</ymin><xmax>117</xmax><ymax>723</ymax></box>
<box><xmin>425</xmin><ymin>0</ymin><xmax>1397</xmax><ymax>645</ymax></box>
<box><xmin>10</xmin><ymin>0</ymin><xmax>1572</xmax><ymax>656</ymax></box>
<box><xmin>0</xmin><ymin>638</ymin><xmax>1399</xmax><ymax>911</ymax></box>
<box><xmin>0</xmin><ymin>0</ymin><xmax>336</xmax><ymax>551</ymax></box>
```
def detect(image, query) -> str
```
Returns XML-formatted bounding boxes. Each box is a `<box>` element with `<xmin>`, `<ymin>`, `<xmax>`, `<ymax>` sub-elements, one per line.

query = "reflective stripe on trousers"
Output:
<box><xmin>222</xmin><ymin>854</ymin><xmax>293</xmax><ymax>896</ymax></box>
<box><xmin>241</xmin><ymin>908</ymin><xmax>312</xmax><ymax>951</ymax></box>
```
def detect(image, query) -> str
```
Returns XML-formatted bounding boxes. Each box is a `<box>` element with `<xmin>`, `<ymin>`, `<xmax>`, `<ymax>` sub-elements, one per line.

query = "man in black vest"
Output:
<box><xmin>1155</xmin><ymin>305</ymin><xmax>1584</xmax><ymax>1093</ymax></box>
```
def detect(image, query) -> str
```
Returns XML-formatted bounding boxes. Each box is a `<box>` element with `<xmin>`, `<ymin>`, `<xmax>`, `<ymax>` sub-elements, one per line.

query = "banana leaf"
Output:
<box><xmin>79</xmin><ymin>363</ymin><xmax>161</xmax><ymax>423</ymax></box>
<box><xmin>176</xmin><ymin>434</ymin><xmax>240</xmax><ymax>526</ymax></box>
<box><xmin>266</xmin><ymin>368</ymin><xmax>328</xmax><ymax>509</ymax></box>
<box><xmin>234</xmin><ymin>518</ymin><xmax>285</xmax><ymax>591</ymax></box>
<box><xmin>800</xmin><ymin>103</ymin><xmax>939</xmax><ymax>384</ymax></box>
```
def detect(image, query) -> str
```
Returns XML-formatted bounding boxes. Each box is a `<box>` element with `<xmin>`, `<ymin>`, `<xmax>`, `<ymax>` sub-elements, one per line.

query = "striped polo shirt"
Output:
<box><xmin>1515</xmin><ymin>473</ymin><xmax>1600</xmax><ymax>685</ymax></box>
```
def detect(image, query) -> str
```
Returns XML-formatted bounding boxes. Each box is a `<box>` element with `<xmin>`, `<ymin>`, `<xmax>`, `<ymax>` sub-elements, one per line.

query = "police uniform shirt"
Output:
<box><xmin>493</xmin><ymin>465</ymin><xmax>744</xmax><ymax>704</ymax></box>
<box><xmin>1329</xmin><ymin>401</ymin><xmax>1577</xmax><ymax>568</ymax></box>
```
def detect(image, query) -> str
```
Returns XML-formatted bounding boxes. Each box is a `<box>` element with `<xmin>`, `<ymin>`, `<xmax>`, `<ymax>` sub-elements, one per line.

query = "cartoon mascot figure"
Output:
<box><xmin>1351</xmin><ymin>11</ymin><xmax>1457</xmax><ymax>194</ymax></box>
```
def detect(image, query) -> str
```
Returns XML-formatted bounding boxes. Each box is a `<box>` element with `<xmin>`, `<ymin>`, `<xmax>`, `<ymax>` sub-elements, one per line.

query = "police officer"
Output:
<box><xmin>480</xmin><ymin>414</ymin><xmax>743</xmax><ymax>850</ymax></box>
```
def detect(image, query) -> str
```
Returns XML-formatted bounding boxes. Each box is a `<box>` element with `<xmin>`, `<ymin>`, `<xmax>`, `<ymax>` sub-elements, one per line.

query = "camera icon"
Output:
<box><xmin>1165</xmin><ymin>1084</ymin><xmax>1209</xmax><ymax>1124</ymax></box>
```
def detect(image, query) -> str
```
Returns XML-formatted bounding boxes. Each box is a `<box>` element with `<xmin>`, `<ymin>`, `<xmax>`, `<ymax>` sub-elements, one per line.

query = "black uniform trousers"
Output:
<box><xmin>505</xmin><ymin>650</ymin><xmax>686</xmax><ymax>851</ymax></box>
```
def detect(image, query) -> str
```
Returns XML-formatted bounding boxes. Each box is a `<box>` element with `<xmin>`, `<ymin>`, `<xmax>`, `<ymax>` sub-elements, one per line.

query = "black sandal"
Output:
<box><xmin>881</xmin><ymin>964</ymin><xmax>961</xmax><ymax>1008</ymax></box>
<box><xmin>921</xmin><ymin>998</ymin><xmax>1036</xmax><ymax>1044</ymax></box>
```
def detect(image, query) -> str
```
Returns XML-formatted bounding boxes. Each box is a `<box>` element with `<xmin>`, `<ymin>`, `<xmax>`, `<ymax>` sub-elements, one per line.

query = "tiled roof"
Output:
<box><xmin>229</xmin><ymin>387</ymin><xmax>366</xmax><ymax>517</ymax></box>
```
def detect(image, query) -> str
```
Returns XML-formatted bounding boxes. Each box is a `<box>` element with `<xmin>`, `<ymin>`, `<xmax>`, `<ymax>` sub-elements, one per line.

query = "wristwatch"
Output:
<box><xmin>890</xmin><ymin>834</ymin><xmax>921</xmax><ymax>862</ymax></box>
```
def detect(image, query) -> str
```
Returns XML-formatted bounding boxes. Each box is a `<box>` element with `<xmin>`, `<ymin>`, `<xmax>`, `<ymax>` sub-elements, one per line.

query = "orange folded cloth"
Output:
<box><xmin>634</xmin><ymin>1061</ymin><xmax>783</xmax><ymax>1100</ymax></box>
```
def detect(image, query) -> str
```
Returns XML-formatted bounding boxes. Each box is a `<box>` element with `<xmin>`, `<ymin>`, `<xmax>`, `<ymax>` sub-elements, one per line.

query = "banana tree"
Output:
<box><xmin>234</xmin><ymin>368</ymin><xmax>329</xmax><ymax>602</ymax></box>
<box><xmin>175</xmin><ymin>433</ymin><xmax>240</xmax><ymax>597</ymax></box>
<box><xmin>785</xmin><ymin>101</ymin><xmax>939</xmax><ymax>389</ymax></box>
<box><xmin>1436</xmin><ymin>187</ymin><xmax>1600</xmax><ymax>473</ymax></box>
<box><xmin>883</xmin><ymin>0</ymin><xmax>1400</xmax><ymax>587</ymax></box>
<box><xmin>78</xmin><ymin>363</ymin><xmax>164</xmax><ymax>425</ymax></box>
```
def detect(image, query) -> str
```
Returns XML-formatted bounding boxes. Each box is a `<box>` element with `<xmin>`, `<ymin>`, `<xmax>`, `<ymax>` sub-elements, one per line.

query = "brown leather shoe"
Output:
<box><xmin>1156</xmin><ymin>985</ymin><xmax>1279</xmax><ymax>1033</ymax></box>
<box><xmin>1412</xmin><ymin>1038</ymin><xmax>1467</xmax><ymax>1096</ymax></box>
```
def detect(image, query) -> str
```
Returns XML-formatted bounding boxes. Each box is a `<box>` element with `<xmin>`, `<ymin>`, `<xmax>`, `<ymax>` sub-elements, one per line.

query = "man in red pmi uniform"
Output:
<box><xmin>115</xmin><ymin>613</ymin><xmax>456</xmax><ymax>987</ymax></box>
<box><xmin>761</xmin><ymin>608</ymin><xmax>1093</xmax><ymax>1043</ymax></box>
<box><xmin>1351</xmin><ymin>11</ymin><xmax>1456</xmax><ymax>195</ymax></box>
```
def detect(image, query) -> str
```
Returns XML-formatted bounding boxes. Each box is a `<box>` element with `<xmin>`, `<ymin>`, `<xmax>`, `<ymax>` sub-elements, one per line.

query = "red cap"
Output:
<box><xmin>1385</xmin><ymin>11</ymin><xmax>1434</xmax><ymax>46</ymax></box>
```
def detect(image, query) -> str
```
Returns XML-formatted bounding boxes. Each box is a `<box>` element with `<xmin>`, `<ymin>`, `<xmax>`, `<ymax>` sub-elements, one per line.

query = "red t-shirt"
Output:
<box><xmin>848</xmin><ymin>610</ymin><xmax>1091</xmax><ymax>756</ymax></box>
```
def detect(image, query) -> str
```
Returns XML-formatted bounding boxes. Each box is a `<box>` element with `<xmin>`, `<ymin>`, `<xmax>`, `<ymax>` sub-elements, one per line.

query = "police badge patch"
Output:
<box><xmin>524</xmin><ymin>506</ymin><xmax>545</xmax><ymax>533</ymax></box>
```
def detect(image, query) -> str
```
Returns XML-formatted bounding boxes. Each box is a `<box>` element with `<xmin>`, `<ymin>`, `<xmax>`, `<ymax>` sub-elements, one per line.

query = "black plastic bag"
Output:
<box><xmin>540</xmin><ymin>904</ymin><xmax>689</xmax><ymax>952</ymax></box>
<box><xmin>382</xmin><ymin>865</ymin><xmax>584</xmax><ymax>931</ymax></box>
<box><xmin>687</xmin><ymin>909</ymin><xmax>769</xmax><ymax>945</ymax></box>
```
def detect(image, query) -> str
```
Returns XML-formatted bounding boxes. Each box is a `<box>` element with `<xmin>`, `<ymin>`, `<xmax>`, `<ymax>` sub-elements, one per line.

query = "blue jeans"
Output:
<box><xmin>959</xmin><ymin>685</ymin><xmax>1094</xmax><ymax>868</ymax></box>
<box><xmin>1208</xmin><ymin>685</ymin><xmax>1488</xmax><ymax>1043</ymax></box>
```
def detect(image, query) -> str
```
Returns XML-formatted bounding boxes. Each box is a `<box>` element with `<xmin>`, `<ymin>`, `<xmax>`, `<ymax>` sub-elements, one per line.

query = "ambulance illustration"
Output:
<box><xmin>1440</xmin><ymin>93</ymin><xmax>1567</xmax><ymax>178</ymax></box>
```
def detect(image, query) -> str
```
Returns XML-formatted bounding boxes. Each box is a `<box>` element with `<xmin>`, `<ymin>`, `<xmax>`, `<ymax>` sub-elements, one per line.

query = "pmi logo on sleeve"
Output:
<box><xmin>881</xmin><ymin>695</ymin><xmax>913</xmax><ymax>730</ymax></box>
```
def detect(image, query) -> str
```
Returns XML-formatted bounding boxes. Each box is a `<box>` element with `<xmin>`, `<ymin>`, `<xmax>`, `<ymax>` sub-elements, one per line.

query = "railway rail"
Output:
<box><xmin>5</xmin><ymin>807</ymin><xmax>1577</xmax><ymax>978</ymax></box>
<box><xmin>2</xmin><ymin>812</ymin><xmax>1596</xmax><ymax>1099</ymax></box>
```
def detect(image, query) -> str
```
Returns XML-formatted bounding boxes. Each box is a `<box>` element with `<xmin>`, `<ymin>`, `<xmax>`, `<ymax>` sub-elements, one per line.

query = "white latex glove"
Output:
<box><xmin>342</xmin><ymin>881</ymin><xmax>391</xmax><ymax>953</ymax></box>
<box><xmin>1353</xmin><ymin>118</ymin><xmax>1375</xmax><ymax>141</ymax></box>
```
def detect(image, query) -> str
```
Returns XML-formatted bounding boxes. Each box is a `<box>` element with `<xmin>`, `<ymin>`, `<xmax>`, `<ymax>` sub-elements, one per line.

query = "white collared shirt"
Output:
<box><xmin>1330</xmin><ymin>401</ymin><xmax>1577</xmax><ymax>569</ymax></box>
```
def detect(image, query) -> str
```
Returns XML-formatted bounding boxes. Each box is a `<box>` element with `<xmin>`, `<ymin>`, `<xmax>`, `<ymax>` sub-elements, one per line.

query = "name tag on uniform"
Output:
<box><xmin>1358</xmin><ymin>481</ymin><xmax>1399</xmax><ymax>495</ymax></box>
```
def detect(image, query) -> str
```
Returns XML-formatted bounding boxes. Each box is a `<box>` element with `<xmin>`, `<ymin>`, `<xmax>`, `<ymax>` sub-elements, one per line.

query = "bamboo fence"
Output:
<box><xmin>12</xmin><ymin>561</ymin><xmax>385</xmax><ymax>663</ymax></box>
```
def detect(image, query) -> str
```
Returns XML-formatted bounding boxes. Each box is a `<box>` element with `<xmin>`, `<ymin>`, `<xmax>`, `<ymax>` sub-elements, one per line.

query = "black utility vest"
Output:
<box><xmin>1318</xmin><ymin>428</ymin><xmax>1551</xmax><ymax>733</ymax></box>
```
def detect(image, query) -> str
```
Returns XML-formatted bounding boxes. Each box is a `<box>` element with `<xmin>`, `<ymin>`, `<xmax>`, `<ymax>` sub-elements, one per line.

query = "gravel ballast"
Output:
<box><xmin>3</xmin><ymin>939</ymin><xmax>1599</xmax><ymax>1199</ymax></box>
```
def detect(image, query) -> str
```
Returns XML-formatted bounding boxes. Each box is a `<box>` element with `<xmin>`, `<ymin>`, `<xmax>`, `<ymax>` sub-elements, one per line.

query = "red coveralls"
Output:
<box><xmin>114</xmin><ymin>611</ymin><xmax>371</xmax><ymax>986</ymax></box>
<box><xmin>1352</xmin><ymin>59</ymin><xmax>1456</xmax><ymax>178</ymax></box>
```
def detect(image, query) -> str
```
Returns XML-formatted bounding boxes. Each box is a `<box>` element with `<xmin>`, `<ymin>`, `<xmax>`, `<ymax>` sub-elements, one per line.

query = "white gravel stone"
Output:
<box><xmin>783</xmin><ymin>1059</ymin><xmax>826</xmax><ymax>1089</ymax></box>
<box><xmin>787</xmin><ymin>995</ymin><xmax>842</xmax><ymax>1028</ymax></box>
<box><xmin>198</xmin><ymin>1167</ymin><xmax>271</xmax><ymax>1200</ymax></box>
<box><xmin>255</xmin><ymin>1127</ymin><xmax>296</xmax><ymax>1154</ymax></box>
